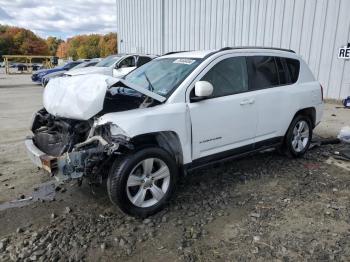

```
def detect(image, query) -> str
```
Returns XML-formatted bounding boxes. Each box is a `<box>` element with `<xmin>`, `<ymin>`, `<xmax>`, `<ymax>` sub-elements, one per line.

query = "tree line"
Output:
<box><xmin>0</xmin><ymin>24</ymin><xmax>117</xmax><ymax>60</ymax></box>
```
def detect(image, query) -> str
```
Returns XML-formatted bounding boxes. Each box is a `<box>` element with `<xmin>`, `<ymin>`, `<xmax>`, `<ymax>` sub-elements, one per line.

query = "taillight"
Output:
<box><xmin>320</xmin><ymin>84</ymin><xmax>324</xmax><ymax>101</ymax></box>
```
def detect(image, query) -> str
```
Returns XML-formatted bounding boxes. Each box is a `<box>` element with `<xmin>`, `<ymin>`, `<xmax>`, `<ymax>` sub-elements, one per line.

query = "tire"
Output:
<box><xmin>107</xmin><ymin>147</ymin><xmax>178</xmax><ymax>217</ymax></box>
<box><xmin>283</xmin><ymin>115</ymin><xmax>313</xmax><ymax>158</ymax></box>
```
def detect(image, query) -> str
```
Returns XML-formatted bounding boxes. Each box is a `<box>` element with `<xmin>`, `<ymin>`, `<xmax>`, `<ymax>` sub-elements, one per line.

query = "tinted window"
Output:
<box><xmin>137</xmin><ymin>56</ymin><xmax>152</xmax><ymax>67</ymax></box>
<box><xmin>285</xmin><ymin>58</ymin><xmax>300</xmax><ymax>83</ymax></box>
<box><xmin>247</xmin><ymin>56</ymin><xmax>279</xmax><ymax>90</ymax></box>
<box><xmin>200</xmin><ymin>57</ymin><xmax>248</xmax><ymax>98</ymax></box>
<box><xmin>275</xmin><ymin>57</ymin><xmax>288</xmax><ymax>85</ymax></box>
<box><xmin>119</xmin><ymin>56</ymin><xmax>136</xmax><ymax>68</ymax></box>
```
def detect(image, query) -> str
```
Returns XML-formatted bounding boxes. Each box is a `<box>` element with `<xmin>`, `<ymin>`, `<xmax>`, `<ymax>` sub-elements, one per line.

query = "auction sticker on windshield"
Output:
<box><xmin>173</xmin><ymin>59</ymin><xmax>196</xmax><ymax>65</ymax></box>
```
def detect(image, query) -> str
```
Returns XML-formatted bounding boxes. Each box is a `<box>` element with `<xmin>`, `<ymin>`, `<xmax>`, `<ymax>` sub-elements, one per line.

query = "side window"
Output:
<box><xmin>247</xmin><ymin>56</ymin><xmax>279</xmax><ymax>90</ymax></box>
<box><xmin>137</xmin><ymin>56</ymin><xmax>152</xmax><ymax>67</ymax></box>
<box><xmin>285</xmin><ymin>58</ymin><xmax>300</xmax><ymax>84</ymax></box>
<box><xmin>119</xmin><ymin>56</ymin><xmax>136</xmax><ymax>68</ymax></box>
<box><xmin>275</xmin><ymin>57</ymin><xmax>288</xmax><ymax>85</ymax></box>
<box><xmin>200</xmin><ymin>57</ymin><xmax>248</xmax><ymax>98</ymax></box>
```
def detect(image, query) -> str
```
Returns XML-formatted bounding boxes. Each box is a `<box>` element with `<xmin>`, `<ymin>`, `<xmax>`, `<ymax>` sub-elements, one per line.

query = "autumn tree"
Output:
<box><xmin>1</xmin><ymin>24</ymin><xmax>117</xmax><ymax>59</ymax></box>
<box><xmin>0</xmin><ymin>28</ymin><xmax>13</xmax><ymax>56</ymax></box>
<box><xmin>99</xmin><ymin>33</ymin><xmax>117</xmax><ymax>57</ymax></box>
<box><xmin>0</xmin><ymin>24</ymin><xmax>49</xmax><ymax>56</ymax></box>
<box><xmin>56</xmin><ymin>42</ymin><xmax>68</xmax><ymax>58</ymax></box>
<box><xmin>46</xmin><ymin>36</ymin><xmax>63</xmax><ymax>56</ymax></box>
<box><xmin>56</xmin><ymin>33</ymin><xmax>117</xmax><ymax>59</ymax></box>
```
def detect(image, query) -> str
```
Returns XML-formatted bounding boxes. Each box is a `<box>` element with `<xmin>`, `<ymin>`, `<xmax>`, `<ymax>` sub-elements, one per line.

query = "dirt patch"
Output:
<box><xmin>1</xmin><ymin>145</ymin><xmax>350</xmax><ymax>261</ymax></box>
<box><xmin>0</xmin><ymin>74</ymin><xmax>350</xmax><ymax>261</ymax></box>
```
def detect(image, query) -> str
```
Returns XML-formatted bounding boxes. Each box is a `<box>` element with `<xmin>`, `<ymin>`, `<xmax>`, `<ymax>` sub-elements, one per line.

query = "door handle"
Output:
<box><xmin>248</xmin><ymin>98</ymin><xmax>255</xmax><ymax>104</ymax></box>
<box><xmin>240</xmin><ymin>99</ymin><xmax>255</xmax><ymax>105</ymax></box>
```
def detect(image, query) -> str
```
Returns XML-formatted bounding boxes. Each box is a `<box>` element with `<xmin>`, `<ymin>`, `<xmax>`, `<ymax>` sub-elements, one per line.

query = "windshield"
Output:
<box><xmin>124</xmin><ymin>58</ymin><xmax>202</xmax><ymax>96</ymax></box>
<box><xmin>95</xmin><ymin>55</ymin><xmax>121</xmax><ymax>67</ymax></box>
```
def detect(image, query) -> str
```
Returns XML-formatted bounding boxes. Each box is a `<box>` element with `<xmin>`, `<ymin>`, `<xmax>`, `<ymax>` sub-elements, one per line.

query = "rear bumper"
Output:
<box><xmin>25</xmin><ymin>138</ymin><xmax>56</xmax><ymax>173</ymax></box>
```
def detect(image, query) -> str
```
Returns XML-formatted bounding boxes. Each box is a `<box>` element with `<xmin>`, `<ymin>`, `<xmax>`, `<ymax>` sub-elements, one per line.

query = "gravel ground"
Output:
<box><xmin>0</xmin><ymin>70</ymin><xmax>350</xmax><ymax>261</ymax></box>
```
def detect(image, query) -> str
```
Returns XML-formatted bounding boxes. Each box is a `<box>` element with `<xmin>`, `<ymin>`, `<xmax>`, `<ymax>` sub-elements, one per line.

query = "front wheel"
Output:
<box><xmin>283</xmin><ymin>115</ymin><xmax>312</xmax><ymax>157</ymax></box>
<box><xmin>107</xmin><ymin>147</ymin><xmax>178</xmax><ymax>217</ymax></box>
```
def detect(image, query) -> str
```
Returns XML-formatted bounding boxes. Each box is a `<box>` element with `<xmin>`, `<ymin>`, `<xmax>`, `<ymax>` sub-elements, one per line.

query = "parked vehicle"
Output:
<box><xmin>31</xmin><ymin>61</ymin><xmax>83</xmax><ymax>84</ymax></box>
<box><xmin>41</xmin><ymin>59</ymin><xmax>102</xmax><ymax>87</ymax></box>
<box><xmin>31</xmin><ymin>64</ymin><xmax>42</xmax><ymax>71</ymax></box>
<box><xmin>25</xmin><ymin>47</ymin><xmax>323</xmax><ymax>217</ymax></box>
<box><xmin>17</xmin><ymin>63</ymin><xmax>28</xmax><ymax>71</ymax></box>
<box><xmin>5</xmin><ymin>63</ymin><xmax>42</xmax><ymax>71</ymax></box>
<box><xmin>65</xmin><ymin>54</ymin><xmax>156</xmax><ymax>78</ymax></box>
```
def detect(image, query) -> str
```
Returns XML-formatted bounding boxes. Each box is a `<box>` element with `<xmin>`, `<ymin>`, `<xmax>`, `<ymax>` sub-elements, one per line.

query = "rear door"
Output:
<box><xmin>246</xmin><ymin>56</ymin><xmax>296</xmax><ymax>144</ymax></box>
<box><xmin>187</xmin><ymin>55</ymin><xmax>258</xmax><ymax>160</ymax></box>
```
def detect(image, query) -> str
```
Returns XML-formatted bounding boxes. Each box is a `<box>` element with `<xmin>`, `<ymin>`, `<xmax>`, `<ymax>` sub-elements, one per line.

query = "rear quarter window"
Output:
<box><xmin>285</xmin><ymin>58</ymin><xmax>300</xmax><ymax>84</ymax></box>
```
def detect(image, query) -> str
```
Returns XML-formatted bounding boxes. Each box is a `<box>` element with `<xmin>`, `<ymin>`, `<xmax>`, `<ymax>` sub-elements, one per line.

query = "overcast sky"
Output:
<box><xmin>0</xmin><ymin>0</ymin><xmax>116</xmax><ymax>39</ymax></box>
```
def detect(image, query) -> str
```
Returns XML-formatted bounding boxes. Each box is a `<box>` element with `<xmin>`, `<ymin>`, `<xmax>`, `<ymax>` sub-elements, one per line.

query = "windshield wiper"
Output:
<box><xmin>143</xmin><ymin>72</ymin><xmax>154</xmax><ymax>92</ymax></box>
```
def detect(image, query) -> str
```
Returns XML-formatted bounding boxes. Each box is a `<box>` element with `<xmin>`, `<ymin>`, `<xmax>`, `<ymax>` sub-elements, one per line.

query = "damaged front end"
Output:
<box><xmin>26</xmin><ymin>108</ymin><xmax>133</xmax><ymax>183</ymax></box>
<box><xmin>26</xmin><ymin>74</ymin><xmax>166</xmax><ymax>183</ymax></box>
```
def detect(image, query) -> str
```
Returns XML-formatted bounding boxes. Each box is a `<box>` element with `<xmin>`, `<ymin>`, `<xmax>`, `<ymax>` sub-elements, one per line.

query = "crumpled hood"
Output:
<box><xmin>43</xmin><ymin>74</ymin><xmax>166</xmax><ymax>121</ymax></box>
<box><xmin>65</xmin><ymin>66</ymin><xmax>111</xmax><ymax>76</ymax></box>
<box><xmin>43</xmin><ymin>74</ymin><xmax>112</xmax><ymax>120</ymax></box>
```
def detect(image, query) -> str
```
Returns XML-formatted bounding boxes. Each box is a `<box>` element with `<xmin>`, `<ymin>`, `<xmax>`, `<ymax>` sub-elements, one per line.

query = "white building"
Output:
<box><xmin>116</xmin><ymin>0</ymin><xmax>350</xmax><ymax>100</ymax></box>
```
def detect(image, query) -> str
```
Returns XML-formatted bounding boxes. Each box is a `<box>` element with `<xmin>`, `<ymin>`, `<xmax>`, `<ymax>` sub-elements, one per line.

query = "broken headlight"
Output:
<box><xmin>109</xmin><ymin>124</ymin><xmax>129</xmax><ymax>141</ymax></box>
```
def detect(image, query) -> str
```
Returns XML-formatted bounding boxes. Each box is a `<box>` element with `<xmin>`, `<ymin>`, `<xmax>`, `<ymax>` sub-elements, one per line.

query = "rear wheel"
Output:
<box><xmin>283</xmin><ymin>115</ymin><xmax>312</xmax><ymax>157</ymax></box>
<box><xmin>107</xmin><ymin>147</ymin><xmax>178</xmax><ymax>217</ymax></box>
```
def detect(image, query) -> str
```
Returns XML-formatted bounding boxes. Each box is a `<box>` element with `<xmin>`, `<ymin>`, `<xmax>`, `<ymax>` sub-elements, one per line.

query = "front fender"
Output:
<box><xmin>97</xmin><ymin>103</ymin><xmax>192</xmax><ymax>164</ymax></box>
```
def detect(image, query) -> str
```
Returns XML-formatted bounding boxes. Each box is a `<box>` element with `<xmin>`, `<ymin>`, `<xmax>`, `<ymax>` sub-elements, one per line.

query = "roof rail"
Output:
<box><xmin>218</xmin><ymin>46</ymin><xmax>296</xmax><ymax>53</ymax></box>
<box><xmin>162</xmin><ymin>50</ymin><xmax>191</xmax><ymax>56</ymax></box>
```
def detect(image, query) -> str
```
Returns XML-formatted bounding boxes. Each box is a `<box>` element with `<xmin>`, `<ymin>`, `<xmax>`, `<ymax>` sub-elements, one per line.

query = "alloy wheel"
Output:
<box><xmin>291</xmin><ymin>120</ymin><xmax>310</xmax><ymax>152</ymax></box>
<box><xmin>126</xmin><ymin>158</ymin><xmax>170</xmax><ymax>208</ymax></box>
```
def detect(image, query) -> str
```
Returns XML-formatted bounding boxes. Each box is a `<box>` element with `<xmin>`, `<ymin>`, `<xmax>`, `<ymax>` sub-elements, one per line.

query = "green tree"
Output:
<box><xmin>66</xmin><ymin>33</ymin><xmax>115</xmax><ymax>59</ymax></box>
<box><xmin>85</xmin><ymin>34</ymin><xmax>100</xmax><ymax>58</ymax></box>
<box><xmin>77</xmin><ymin>45</ymin><xmax>89</xmax><ymax>59</ymax></box>
<box><xmin>46</xmin><ymin>36</ymin><xmax>63</xmax><ymax>56</ymax></box>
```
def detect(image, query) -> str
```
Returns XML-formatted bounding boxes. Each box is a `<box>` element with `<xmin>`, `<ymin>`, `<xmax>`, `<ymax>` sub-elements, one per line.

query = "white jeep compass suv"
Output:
<box><xmin>25</xmin><ymin>47</ymin><xmax>324</xmax><ymax>217</ymax></box>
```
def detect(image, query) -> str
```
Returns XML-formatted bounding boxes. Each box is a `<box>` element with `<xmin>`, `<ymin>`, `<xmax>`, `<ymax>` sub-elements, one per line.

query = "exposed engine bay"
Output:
<box><xmin>32</xmin><ymin>109</ymin><xmax>91</xmax><ymax>157</ymax></box>
<box><xmin>31</xmin><ymin>108</ymin><xmax>122</xmax><ymax>182</ymax></box>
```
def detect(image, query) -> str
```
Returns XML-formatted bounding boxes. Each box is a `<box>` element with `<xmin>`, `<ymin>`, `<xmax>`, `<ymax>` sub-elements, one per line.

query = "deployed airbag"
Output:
<box><xmin>43</xmin><ymin>74</ymin><xmax>112</xmax><ymax>120</ymax></box>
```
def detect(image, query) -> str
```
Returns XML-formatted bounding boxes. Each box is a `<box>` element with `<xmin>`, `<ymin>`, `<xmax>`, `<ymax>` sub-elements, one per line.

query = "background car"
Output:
<box><xmin>31</xmin><ymin>61</ymin><xmax>84</xmax><ymax>84</ymax></box>
<box><xmin>41</xmin><ymin>59</ymin><xmax>102</xmax><ymax>87</ymax></box>
<box><xmin>65</xmin><ymin>54</ymin><xmax>157</xmax><ymax>78</ymax></box>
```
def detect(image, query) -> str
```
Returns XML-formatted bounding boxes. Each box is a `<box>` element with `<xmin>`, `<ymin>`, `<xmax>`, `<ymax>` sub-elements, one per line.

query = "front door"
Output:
<box><xmin>188</xmin><ymin>56</ymin><xmax>258</xmax><ymax>160</ymax></box>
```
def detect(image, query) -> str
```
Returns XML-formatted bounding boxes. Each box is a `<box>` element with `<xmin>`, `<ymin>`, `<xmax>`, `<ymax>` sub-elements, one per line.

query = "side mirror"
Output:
<box><xmin>191</xmin><ymin>81</ymin><xmax>213</xmax><ymax>102</ymax></box>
